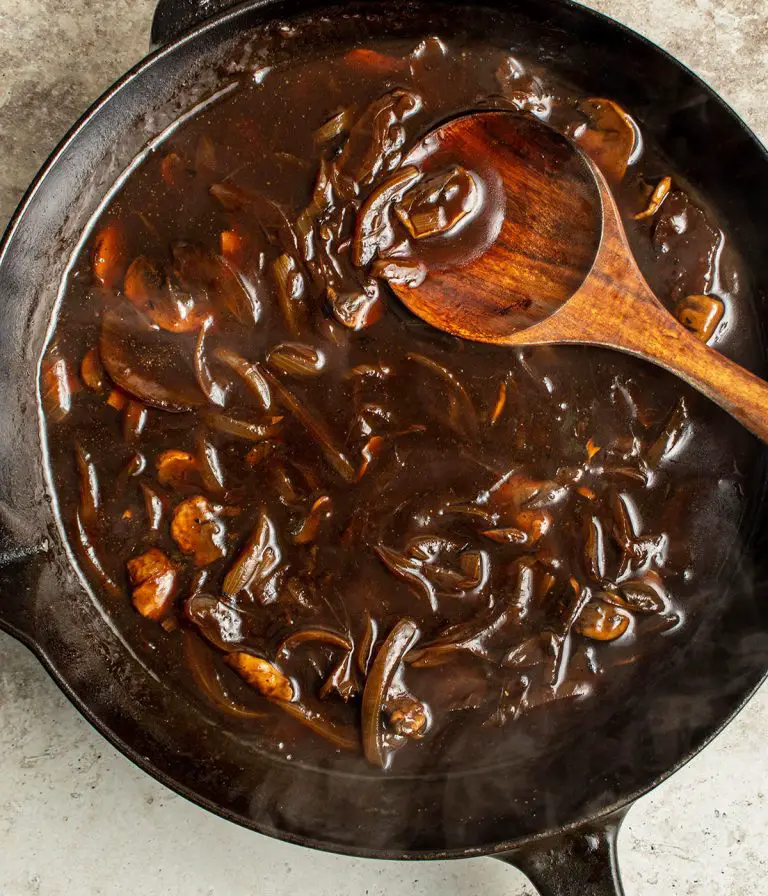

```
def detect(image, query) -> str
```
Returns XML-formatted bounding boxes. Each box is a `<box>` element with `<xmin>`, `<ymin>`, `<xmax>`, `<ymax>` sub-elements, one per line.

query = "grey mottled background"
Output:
<box><xmin>0</xmin><ymin>1</ymin><xmax>767</xmax><ymax>894</ymax></box>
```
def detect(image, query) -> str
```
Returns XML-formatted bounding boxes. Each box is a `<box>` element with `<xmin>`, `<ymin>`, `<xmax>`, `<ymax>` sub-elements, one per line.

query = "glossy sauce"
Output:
<box><xmin>41</xmin><ymin>31</ymin><xmax>759</xmax><ymax>772</ymax></box>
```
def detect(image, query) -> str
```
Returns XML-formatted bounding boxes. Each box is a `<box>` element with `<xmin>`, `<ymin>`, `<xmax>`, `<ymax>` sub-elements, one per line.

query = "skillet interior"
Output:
<box><xmin>1</xmin><ymin>0</ymin><xmax>768</xmax><ymax>857</ymax></box>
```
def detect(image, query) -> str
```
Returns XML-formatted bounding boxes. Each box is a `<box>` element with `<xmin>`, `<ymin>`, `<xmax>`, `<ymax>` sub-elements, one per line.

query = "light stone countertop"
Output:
<box><xmin>0</xmin><ymin>1</ymin><xmax>766</xmax><ymax>893</ymax></box>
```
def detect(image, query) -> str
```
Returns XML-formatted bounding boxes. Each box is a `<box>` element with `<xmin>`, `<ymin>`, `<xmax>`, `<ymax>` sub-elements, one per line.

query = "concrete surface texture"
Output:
<box><xmin>0</xmin><ymin>0</ymin><xmax>766</xmax><ymax>893</ymax></box>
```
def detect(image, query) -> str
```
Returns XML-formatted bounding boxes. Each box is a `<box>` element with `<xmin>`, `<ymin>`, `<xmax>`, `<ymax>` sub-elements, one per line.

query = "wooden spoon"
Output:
<box><xmin>389</xmin><ymin>112</ymin><xmax>768</xmax><ymax>442</ymax></box>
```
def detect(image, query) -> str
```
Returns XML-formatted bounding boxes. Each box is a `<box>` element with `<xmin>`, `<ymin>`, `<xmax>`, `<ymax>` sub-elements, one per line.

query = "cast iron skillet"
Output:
<box><xmin>1</xmin><ymin>0</ymin><xmax>767</xmax><ymax>892</ymax></box>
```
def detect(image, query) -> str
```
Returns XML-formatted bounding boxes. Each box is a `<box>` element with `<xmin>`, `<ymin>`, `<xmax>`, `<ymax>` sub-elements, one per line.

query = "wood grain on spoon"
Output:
<box><xmin>390</xmin><ymin>111</ymin><xmax>768</xmax><ymax>443</ymax></box>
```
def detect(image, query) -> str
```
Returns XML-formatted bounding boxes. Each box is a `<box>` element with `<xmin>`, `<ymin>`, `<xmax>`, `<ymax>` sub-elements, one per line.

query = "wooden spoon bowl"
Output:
<box><xmin>390</xmin><ymin>111</ymin><xmax>768</xmax><ymax>443</ymax></box>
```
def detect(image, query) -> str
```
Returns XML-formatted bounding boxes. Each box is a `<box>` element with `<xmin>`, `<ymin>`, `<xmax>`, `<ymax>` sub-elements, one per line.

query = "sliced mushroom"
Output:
<box><xmin>170</xmin><ymin>495</ymin><xmax>226</xmax><ymax>565</ymax></box>
<box><xmin>370</xmin><ymin>256</ymin><xmax>427</xmax><ymax>288</ymax></box>
<box><xmin>156</xmin><ymin>449</ymin><xmax>199</xmax><ymax>489</ymax></box>
<box><xmin>354</xmin><ymin>165</ymin><xmax>421</xmax><ymax>266</ymax></box>
<box><xmin>676</xmin><ymin>294</ymin><xmax>724</xmax><ymax>343</ymax></box>
<box><xmin>575</xmin><ymin>598</ymin><xmax>631</xmax><ymax>642</ymax></box>
<box><xmin>124</xmin><ymin>256</ymin><xmax>211</xmax><ymax>334</ymax></box>
<box><xmin>385</xmin><ymin>695</ymin><xmax>428</xmax><ymax>737</ymax></box>
<box><xmin>327</xmin><ymin>281</ymin><xmax>383</xmax><ymax>331</ymax></box>
<box><xmin>395</xmin><ymin>166</ymin><xmax>479</xmax><ymax>240</ymax></box>
<box><xmin>337</xmin><ymin>88</ymin><xmax>423</xmax><ymax>186</ymax></box>
<box><xmin>572</xmin><ymin>97</ymin><xmax>639</xmax><ymax>183</ymax></box>
<box><xmin>225</xmin><ymin>653</ymin><xmax>294</xmax><ymax>702</ymax></box>
<box><xmin>127</xmin><ymin>548</ymin><xmax>178</xmax><ymax>621</ymax></box>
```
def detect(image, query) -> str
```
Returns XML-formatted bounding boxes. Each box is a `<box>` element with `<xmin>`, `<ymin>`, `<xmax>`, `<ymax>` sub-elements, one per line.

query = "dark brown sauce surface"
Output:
<box><xmin>41</xmin><ymin>30</ymin><xmax>760</xmax><ymax>773</ymax></box>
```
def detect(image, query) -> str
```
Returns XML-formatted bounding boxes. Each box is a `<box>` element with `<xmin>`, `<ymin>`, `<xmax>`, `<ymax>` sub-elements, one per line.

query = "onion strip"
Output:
<box><xmin>259</xmin><ymin>365</ymin><xmax>356</xmax><ymax>482</ymax></box>
<box><xmin>272</xmin><ymin>699</ymin><xmax>359</xmax><ymax>751</ymax></box>
<box><xmin>278</xmin><ymin>628</ymin><xmax>352</xmax><ymax>655</ymax></box>
<box><xmin>214</xmin><ymin>347</ymin><xmax>272</xmax><ymax>409</ymax></box>
<box><xmin>194</xmin><ymin>317</ymin><xmax>229</xmax><ymax>407</ymax></box>
<box><xmin>361</xmin><ymin>618</ymin><xmax>420</xmax><ymax>767</ymax></box>
<box><xmin>182</xmin><ymin>631</ymin><xmax>266</xmax><ymax>720</ymax></box>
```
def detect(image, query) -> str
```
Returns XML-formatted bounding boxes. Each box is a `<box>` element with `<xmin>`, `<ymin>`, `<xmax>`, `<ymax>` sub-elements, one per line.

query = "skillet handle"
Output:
<box><xmin>0</xmin><ymin>526</ymin><xmax>48</xmax><ymax>646</ymax></box>
<box><xmin>150</xmin><ymin>0</ymin><xmax>245</xmax><ymax>49</ymax></box>
<box><xmin>497</xmin><ymin>809</ymin><xmax>628</xmax><ymax>896</ymax></box>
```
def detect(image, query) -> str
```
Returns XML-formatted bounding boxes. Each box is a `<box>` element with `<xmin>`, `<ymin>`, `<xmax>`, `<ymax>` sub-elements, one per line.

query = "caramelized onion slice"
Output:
<box><xmin>361</xmin><ymin>618</ymin><xmax>420</xmax><ymax>767</ymax></box>
<box><xmin>194</xmin><ymin>316</ymin><xmax>229</xmax><ymax>407</ymax></box>
<box><xmin>75</xmin><ymin>441</ymin><xmax>100</xmax><ymax>529</ymax></box>
<box><xmin>375</xmin><ymin>545</ymin><xmax>437</xmax><ymax>610</ymax></box>
<box><xmin>259</xmin><ymin>365</ymin><xmax>356</xmax><ymax>482</ymax></box>
<box><xmin>634</xmin><ymin>176</ymin><xmax>672</xmax><ymax>220</ymax></box>
<box><xmin>222</xmin><ymin>508</ymin><xmax>281</xmax><ymax>598</ymax></box>
<box><xmin>172</xmin><ymin>242</ymin><xmax>258</xmax><ymax>326</ymax></box>
<box><xmin>215</xmin><ymin>347</ymin><xmax>272</xmax><ymax>410</ymax></box>
<box><xmin>267</xmin><ymin>342</ymin><xmax>326</xmax><ymax>378</ymax></box>
<box><xmin>209</xmin><ymin>185</ymin><xmax>299</xmax><ymax>258</ymax></box>
<box><xmin>271</xmin><ymin>253</ymin><xmax>308</xmax><ymax>336</ymax></box>
<box><xmin>195</xmin><ymin>429</ymin><xmax>226</xmax><ymax>496</ymax></box>
<box><xmin>319</xmin><ymin>651</ymin><xmax>359</xmax><ymax>702</ymax></box>
<box><xmin>81</xmin><ymin>347</ymin><xmax>107</xmax><ymax>392</ymax></box>
<box><xmin>279</xmin><ymin>627</ymin><xmax>352</xmax><ymax>655</ymax></box>
<box><xmin>645</xmin><ymin>396</ymin><xmax>690</xmax><ymax>468</ymax></box>
<box><xmin>406</xmin><ymin>352</ymin><xmax>478</xmax><ymax>439</ymax></box>
<box><xmin>92</xmin><ymin>220</ymin><xmax>126</xmax><ymax>288</ymax></box>
<box><xmin>140</xmin><ymin>481</ymin><xmax>164</xmax><ymax>530</ymax></box>
<box><xmin>294</xmin><ymin>495</ymin><xmax>333</xmax><ymax>544</ymax></box>
<box><xmin>73</xmin><ymin>509</ymin><xmax>120</xmax><ymax>597</ymax></box>
<box><xmin>272</xmin><ymin>699</ymin><xmax>359</xmax><ymax>751</ymax></box>
<box><xmin>123</xmin><ymin>400</ymin><xmax>148</xmax><ymax>442</ymax></box>
<box><xmin>204</xmin><ymin>412</ymin><xmax>283</xmax><ymax>441</ymax></box>
<box><xmin>314</xmin><ymin>106</ymin><xmax>356</xmax><ymax>145</ymax></box>
<box><xmin>356</xmin><ymin>611</ymin><xmax>377</xmax><ymax>675</ymax></box>
<box><xmin>100</xmin><ymin>300</ymin><xmax>205</xmax><ymax>411</ymax></box>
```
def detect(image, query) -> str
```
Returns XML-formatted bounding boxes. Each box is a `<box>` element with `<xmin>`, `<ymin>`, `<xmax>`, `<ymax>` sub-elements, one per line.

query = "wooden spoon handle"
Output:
<box><xmin>507</xmin><ymin>156</ymin><xmax>768</xmax><ymax>443</ymax></box>
<box><xmin>609</xmin><ymin>296</ymin><xmax>768</xmax><ymax>442</ymax></box>
<box><xmin>593</xmin><ymin>167</ymin><xmax>768</xmax><ymax>442</ymax></box>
